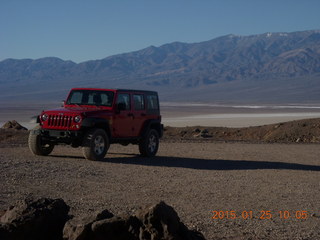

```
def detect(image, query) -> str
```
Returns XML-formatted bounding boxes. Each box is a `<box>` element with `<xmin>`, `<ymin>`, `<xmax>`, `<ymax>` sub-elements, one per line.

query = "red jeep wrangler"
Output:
<box><xmin>28</xmin><ymin>88</ymin><xmax>163</xmax><ymax>160</ymax></box>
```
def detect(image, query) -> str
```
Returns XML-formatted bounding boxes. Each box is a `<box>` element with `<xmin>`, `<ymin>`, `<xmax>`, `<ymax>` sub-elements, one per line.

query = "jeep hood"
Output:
<box><xmin>42</xmin><ymin>107</ymin><xmax>112</xmax><ymax>116</ymax></box>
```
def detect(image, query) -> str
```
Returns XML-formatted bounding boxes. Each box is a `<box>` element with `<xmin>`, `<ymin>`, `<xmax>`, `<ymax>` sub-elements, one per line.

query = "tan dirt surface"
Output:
<box><xmin>1</xmin><ymin>139</ymin><xmax>320</xmax><ymax>239</ymax></box>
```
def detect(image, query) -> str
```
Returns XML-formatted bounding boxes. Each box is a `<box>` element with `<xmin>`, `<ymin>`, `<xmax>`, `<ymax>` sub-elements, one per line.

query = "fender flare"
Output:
<box><xmin>140</xmin><ymin>119</ymin><xmax>163</xmax><ymax>138</ymax></box>
<box><xmin>81</xmin><ymin>118</ymin><xmax>111</xmax><ymax>137</ymax></box>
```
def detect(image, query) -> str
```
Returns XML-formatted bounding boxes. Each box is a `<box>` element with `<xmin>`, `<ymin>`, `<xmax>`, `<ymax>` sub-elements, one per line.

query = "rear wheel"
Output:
<box><xmin>139</xmin><ymin>129</ymin><xmax>159</xmax><ymax>157</ymax></box>
<box><xmin>82</xmin><ymin>128</ymin><xmax>109</xmax><ymax>161</ymax></box>
<box><xmin>28</xmin><ymin>129</ymin><xmax>54</xmax><ymax>156</ymax></box>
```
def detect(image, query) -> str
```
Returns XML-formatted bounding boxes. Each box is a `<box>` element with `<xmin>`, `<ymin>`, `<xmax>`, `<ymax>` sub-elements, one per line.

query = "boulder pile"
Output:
<box><xmin>1</xmin><ymin>120</ymin><xmax>27</xmax><ymax>130</ymax></box>
<box><xmin>0</xmin><ymin>198</ymin><xmax>205</xmax><ymax>240</ymax></box>
<box><xmin>0</xmin><ymin>198</ymin><xmax>69</xmax><ymax>240</ymax></box>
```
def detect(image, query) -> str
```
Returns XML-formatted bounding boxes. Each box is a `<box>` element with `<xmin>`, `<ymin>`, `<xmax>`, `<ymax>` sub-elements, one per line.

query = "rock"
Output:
<box><xmin>201</xmin><ymin>129</ymin><xmax>208</xmax><ymax>134</ymax></box>
<box><xmin>0</xmin><ymin>197</ymin><xmax>69</xmax><ymax>240</ymax></box>
<box><xmin>1</xmin><ymin>198</ymin><xmax>205</xmax><ymax>240</ymax></box>
<box><xmin>135</xmin><ymin>201</ymin><xmax>205</xmax><ymax>240</ymax></box>
<box><xmin>63</xmin><ymin>209</ymin><xmax>114</xmax><ymax>240</ymax></box>
<box><xmin>200</xmin><ymin>129</ymin><xmax>212</xmax><ymax>138</ymax></box>
<box><xmin>64</xmin><ymin>201</ymin><xmax>205</xmax><ymax>240</ymax></box>
<box><xmin>193</xmin><ymin>128</ymin><xmax>201</xmax><ymax>133</ymax></box>
<box><xmin>311</xmin><ymin>136</ymin><xmax>318</xmax><ymax>143</ymax></box>
<box><xmin>1</xmin><ymin>120</ymin><xmax>27</xmax><ymax>130</ymax></box>
<box><xmin>92</xmin><ymin>215</ymin><xmax>141</xmax><ymax>240</ymax></box>
<box><xmin>0</xmin><ymin>209</ymin><xmax>6</xmax><ymax>218</ymax></box>
<box><xmin>136</xmin><ymin>201</ymin><xmax>181</xmax><ymax>239</ymax></box>
<box><xmin>180</xmin><ymin>131</ymin><xmax>187</xmax><ymax>137</ymax></box>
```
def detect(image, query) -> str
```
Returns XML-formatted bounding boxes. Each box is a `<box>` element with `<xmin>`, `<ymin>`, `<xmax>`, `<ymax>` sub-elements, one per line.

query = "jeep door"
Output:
<box><xmin>132</xmin><ymin>93</ymin><xmax>147</xmax><ymax>136</ymax></box>
<box><xmin>113</xmin><ymin>93</ymin><xmax>134</xmax><ymax>137</ymax></box>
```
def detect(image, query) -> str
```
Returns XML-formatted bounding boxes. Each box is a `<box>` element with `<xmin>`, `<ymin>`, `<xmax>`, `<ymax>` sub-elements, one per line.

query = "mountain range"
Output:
<box><xmin>1</xmin><ymin>29</ymin><xmax>320</xmax><ymax>104</ymax></box>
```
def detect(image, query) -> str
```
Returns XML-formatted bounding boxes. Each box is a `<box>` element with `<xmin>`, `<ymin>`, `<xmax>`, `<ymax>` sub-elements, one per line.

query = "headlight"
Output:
<box><xmin>41</xmin><ymin>114</ymin><xmax>48</xmax><ymax>121</ymax></box>
<box><xmin>74</xmin><ymin>115</ymin><xmax>82</xmax><ymax>123</ymax></box>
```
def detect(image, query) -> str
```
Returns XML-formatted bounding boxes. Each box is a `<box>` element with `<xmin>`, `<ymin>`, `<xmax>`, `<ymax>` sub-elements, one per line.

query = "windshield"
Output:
<box><xmin>66</xmin><ymin>90</ymin><xmax>114</xmax><ymax>107</ymax></box>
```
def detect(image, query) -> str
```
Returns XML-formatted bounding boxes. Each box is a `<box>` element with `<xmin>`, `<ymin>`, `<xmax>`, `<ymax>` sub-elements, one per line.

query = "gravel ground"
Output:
<box><xmin>0</xmin><ymin>141</ymin><xmax>320</xmax><ymax>239</ymax></box>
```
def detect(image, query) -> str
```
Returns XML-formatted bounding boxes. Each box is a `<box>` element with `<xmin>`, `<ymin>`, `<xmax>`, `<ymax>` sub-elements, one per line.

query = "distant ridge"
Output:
<box><xmin>1</xmin><ymin>29</ymin><xmax>320</xmax><ymax>103</ymax></box>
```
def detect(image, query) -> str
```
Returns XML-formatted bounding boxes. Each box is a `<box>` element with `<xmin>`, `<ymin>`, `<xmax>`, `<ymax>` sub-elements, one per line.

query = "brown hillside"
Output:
<box><xmin>163</xmin><ymin>118</ymin><xmax>320</xmax><ymax>143</ymax></box>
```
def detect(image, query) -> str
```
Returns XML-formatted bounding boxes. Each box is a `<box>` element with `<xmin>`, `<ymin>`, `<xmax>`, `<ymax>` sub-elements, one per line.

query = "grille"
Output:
<box><xmin>48</xmin><ymin>115</ymin><xmax>73</xmax><ymax>128</ymax></box>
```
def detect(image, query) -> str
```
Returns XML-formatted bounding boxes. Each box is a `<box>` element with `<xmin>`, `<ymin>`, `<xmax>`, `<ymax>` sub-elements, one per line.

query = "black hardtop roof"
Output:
<box><xmin>117</xmin><ymin>89</ymin><xmax>158</xmax><ymax>95</ymax></box>
<box><xmin>71</xmin><ymin>88</ymin><xmax>158</xmax><ymax>95</ymax></box>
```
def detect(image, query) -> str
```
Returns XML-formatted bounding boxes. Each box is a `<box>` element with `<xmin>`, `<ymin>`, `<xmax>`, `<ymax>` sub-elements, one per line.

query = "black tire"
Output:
<box><xmin>28</xmin><ymin>129</ymin><xmax>54</xmax><ymax>156</ymax></box>
<box><xmin>139</xmin><ymin>129</ymin><xmax>159</xmax><ymax>157</ymax></box>
<box><xmin>82</xmin><ymin>128</ymin><xmax>109</xmax><ymax>161</ymax></box>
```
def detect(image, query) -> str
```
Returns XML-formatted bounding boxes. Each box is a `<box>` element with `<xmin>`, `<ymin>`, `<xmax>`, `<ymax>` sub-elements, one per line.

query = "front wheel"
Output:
<box><xmin>28</xmin><ymin>130</ymin><xmax>54</xmax><ymax>156</ymax></box>
<box><xmin>82</xmin><ymin>128</ymin><xmax>109</xmax><ymax>161</ymax></box>
<box><xmin>139</xmin><ymin>129</ymin><xmax>159</xmax><ymax>157</ymax></box>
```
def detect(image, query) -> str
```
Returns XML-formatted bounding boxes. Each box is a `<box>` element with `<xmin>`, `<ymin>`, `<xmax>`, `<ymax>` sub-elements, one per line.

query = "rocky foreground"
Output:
<box><xmin>0</xmin><ymin>197</ymin><xmax>204</xmax><ymax>240</ymax></box>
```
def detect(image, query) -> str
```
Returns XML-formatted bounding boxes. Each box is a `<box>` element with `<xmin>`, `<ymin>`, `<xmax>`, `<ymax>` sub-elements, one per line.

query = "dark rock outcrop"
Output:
<box><xmin>63</xmin><ymin>201</ymin><xmax>205</xmax><ymax>240</ymax></box>
<box><xmin>63</xmin><ymin>209</ymin><xmax>114</xmax><ymax>240</ymax></box>
<box><xmin>0</xmin><ymin>197</ymin><xmax>70</xmax><ymax>240</ymax></box>
<box><xmin>135</xmin><ymin>201</ymin><xmax>204</xmax><ymax>240</ymax></box>
<box><xmin>1</xmin><ymin>120</ymin><xmax>27</xmax><ymax>130</ymax></box>
<box><xmin>91</xmin><ymin>215</ymin><xmax>141</xmax><ymax>240</ymax></box>
<box><xmin>0</xmin><ymin>198</ymin><xmax>204</xmax><ymax>240</ymax></box>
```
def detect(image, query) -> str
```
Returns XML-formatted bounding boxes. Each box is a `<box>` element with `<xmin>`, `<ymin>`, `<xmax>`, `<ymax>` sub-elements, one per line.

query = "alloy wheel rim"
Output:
<box><xmin>148</xmin><ymin>134</ymin><xmax>157</xmax><ymax>153</ymax></box>
<box><xmin>94</xmin><ymin>135</ymin><xmax>105</xmax><ymax>155</ymax></box>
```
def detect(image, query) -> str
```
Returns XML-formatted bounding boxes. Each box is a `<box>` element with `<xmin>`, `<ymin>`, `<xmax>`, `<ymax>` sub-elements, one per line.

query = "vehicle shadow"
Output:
<box><xmin>48</xmin><ymin>153</ymin><xmax>320</xmax><ymax>171</ymax></box>
<box><xmin>105</xmin><ymin>153</ymin><xmax>320</xmax><ymax>172</ymax></box>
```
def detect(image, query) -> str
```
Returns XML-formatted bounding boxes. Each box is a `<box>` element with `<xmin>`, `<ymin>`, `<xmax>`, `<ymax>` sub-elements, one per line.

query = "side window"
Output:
<box><xmin>146</xmin><ymin>94</ymin><xmax>159</xmax><ymax>110</ymax></box>
<box><xmin>133</xmin><ymin>94</ymin><xmax>145</xmax><ymax>110</ymax></box>
<box><xmin>100</xmin><ymin>92</ymin><xmax>113</xmax><ymax>107</ymax></box>
<box><xmin>116</xmin><ymin>93</ymin><xmax>131</xmax><ymax>110</ymax></box>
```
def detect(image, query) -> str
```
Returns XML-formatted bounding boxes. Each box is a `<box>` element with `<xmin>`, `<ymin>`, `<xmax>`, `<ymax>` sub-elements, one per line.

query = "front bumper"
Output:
<box><xmin>34</xmin><ymin>129</ymin><xmax>83</xmax><ymax>145</ymax></box>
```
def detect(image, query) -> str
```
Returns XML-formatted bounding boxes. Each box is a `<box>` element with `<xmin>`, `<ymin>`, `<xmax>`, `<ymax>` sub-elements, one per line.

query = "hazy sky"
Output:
<box><xmin>1</xmin><ymin>0</ymin><xmax>320</xmax><ymax>63</ymax></box>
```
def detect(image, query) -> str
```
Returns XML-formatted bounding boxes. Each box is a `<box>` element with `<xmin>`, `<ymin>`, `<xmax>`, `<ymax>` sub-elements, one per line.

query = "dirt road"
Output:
<box><xmin>0</xmin><ymin>142</ymin><xmax>319</xmax><ymax>239</ymax></box>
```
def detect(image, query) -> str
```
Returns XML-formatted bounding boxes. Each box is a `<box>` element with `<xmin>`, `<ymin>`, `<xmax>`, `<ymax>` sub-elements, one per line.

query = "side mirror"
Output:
<box><xmin>61</xmin><ymin>100</ymin><xmax>66</xmax><ymax>107</ymax></box>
